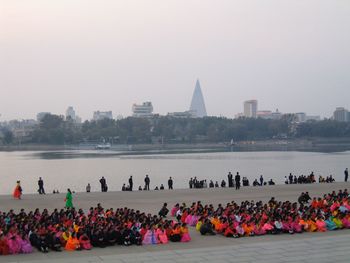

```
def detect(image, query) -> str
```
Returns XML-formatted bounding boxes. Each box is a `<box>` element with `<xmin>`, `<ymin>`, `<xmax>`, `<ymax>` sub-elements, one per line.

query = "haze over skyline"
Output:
<box><xmin>1</xmin><ymin>0</ymin><xmax>349</xmax><ymax>121</ymax></box>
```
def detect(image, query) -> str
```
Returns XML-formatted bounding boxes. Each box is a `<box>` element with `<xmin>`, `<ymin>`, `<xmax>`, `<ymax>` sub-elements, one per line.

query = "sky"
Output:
<box><xmin>1</xmin><ymin>0</ymin><xmax>349</xmax><ymax>121</ymax></box>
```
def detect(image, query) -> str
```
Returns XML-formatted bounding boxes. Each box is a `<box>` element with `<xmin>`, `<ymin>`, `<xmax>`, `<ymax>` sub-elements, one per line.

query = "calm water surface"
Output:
<box><xmin>0</xmin><ymin>151</ymin><xmax>349</xmax><ymax>194</ymax></box>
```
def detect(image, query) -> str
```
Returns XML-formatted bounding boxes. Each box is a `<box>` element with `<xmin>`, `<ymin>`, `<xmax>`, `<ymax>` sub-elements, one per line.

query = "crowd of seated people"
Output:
<box><xmin>0</xmin><ymin>203</ymin><xmax>191</xmax><ymax>256</ymax></box>
<box><xmin>170</xmin><ymin>189</ymin><xmax>350</xmax><ymax>238</ymax></box>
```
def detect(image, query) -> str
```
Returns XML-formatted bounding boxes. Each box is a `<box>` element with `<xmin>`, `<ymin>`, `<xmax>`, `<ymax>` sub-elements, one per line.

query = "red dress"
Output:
<box><xmin>0</xmin><ymin>238</ymin><xmax>9</xmax><ymax>255</ymax></box>
<box><xmin>13</xmin><ymin>185</ymin><xmax>22</xmax><ymax>199</ymax></box>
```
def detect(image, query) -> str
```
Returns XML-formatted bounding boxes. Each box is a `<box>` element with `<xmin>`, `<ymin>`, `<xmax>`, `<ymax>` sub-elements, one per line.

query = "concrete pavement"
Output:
<box><xmin>1</xmin><ymin>182</ymin><xmax>350</xmax><ymax>262</ymax></box>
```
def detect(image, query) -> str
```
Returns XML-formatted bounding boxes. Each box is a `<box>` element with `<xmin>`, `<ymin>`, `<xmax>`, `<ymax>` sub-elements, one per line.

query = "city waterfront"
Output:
<box><xmin>0</xmin><ymin>150</ymin><xmax>349</xmax><ymax>195</ymax></box>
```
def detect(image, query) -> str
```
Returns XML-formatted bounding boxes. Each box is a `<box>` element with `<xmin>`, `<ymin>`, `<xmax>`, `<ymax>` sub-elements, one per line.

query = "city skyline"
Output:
<box><xmin>1</xmin><ymin>1</ymin><xmax>349</xmax><ymax>121</ymax></box>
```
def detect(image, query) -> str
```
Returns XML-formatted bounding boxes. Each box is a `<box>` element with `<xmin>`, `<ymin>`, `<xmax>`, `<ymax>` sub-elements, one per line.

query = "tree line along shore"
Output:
<box><xmin>1</xmin><ymin>114</ymin><xmax>350</xmax><ymax>147</ymax></box>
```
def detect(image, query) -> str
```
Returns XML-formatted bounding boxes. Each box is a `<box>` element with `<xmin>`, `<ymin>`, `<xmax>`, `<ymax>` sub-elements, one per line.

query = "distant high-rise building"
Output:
<box><xmin>93</xmin><ymin>111</ymin><xmax>113</xmax><ymax>121</ymax></box>
<box><xmin>244</xmin><ymin>100</ymin><xmax>258</xmax><ymax>118</ymax></box>
<box><xmin>189</xmin><ymin>79</ymin><xmax>207</xmax><ymax>118</ymax></box>
<box><xmin>65</xmin><ymin>106</ymin><xmax>76</xmax><ymax>121</ymax></box>
<box><xmin>132</xmin><ymin>102</ymin><xmax>154</xmax><ymax>118</ymax></box>
<box><xmin>333</xmin><ymin>107</ymin><xmax>349</xmax><ymax>122</ymax></box>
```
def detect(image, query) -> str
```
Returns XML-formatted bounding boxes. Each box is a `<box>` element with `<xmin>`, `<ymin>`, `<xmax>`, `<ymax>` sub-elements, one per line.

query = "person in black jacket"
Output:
<box><xmin>128</xmin><ymin>176</ymin><xmax>133</xmax><ymax>191</ymax></box>
<box><xmin>168</xmin><ymin>177</ymin><xmax>173</xmax><ymax>190</ymax></box>
<box><xmin>38</xmin><ymin>177</ymin><xmax>45</xmax><ymax>194</ymax></box>
<box><xmin>144</xmin><ymin>175</ymin><xmax>150</xmax><ymax>191</ymax></box>
<box><xmin>235</xmin><ymin>172</ymin><xmax>241</xmax><ymax>190</ymax></box>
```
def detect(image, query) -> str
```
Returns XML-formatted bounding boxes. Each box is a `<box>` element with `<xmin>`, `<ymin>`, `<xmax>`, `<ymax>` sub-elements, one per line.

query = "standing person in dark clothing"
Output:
<box><xmin>259</xmin><ymin>175</ymin><xmax>264</xmax><ymax>186</ymax></box>
<box><xmin>38</xmin><ymin>177</ymin><xmax>45</xmax><ymax>194</ymax></box>
<box><xmin>168</xmin><ymin>177</ymin><xmax>173</xmax><ymax>190</ymax></box>
<box><xmin>144</xmin><ymin>175</ymin><xmax>150</xmax><ymax>190</ymax></box>
<box><xmin>99</xmin><ymin>177</ymin><xmax>107</xmax><ymax>192</ymax></box>
<box><xmin>345</xmin><ymin>168</ymin><xmax>349</xmax><ymax>182</ymax></box>
<box><xmin>235</xmin><ymin>172</ymin><xmax>241</xmax><ymax>190</ymax></box>
<box><xmin>128</xmin><ymin>176</ymin><xmax>133</xmax><ymax>191</ymax></box>
<box><xmin>289</xmin><ymin>173</ymin><xmax>293</xmax><ymax>184</ymax></box>
<box><xmin>189</xmin><ymin>178</ymin><xmax>193</xmax><ymax>189</ymax></box>
<box><xmin>227</xmin><ymin>172</ymin><xmax>233</xmax><ymax>188</ymax></box>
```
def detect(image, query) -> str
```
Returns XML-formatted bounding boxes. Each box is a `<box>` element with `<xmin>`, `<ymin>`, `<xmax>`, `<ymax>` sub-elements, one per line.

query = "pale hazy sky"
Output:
<box><xmin>1</xmin><ymin>0</ymin><xmax>349</xmax><ymax>121</ymax></box>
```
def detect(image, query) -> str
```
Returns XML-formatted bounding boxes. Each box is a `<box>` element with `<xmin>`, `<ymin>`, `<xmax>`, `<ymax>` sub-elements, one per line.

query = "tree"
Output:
<box><xmin>2</xmin><ymin>129</ymin><xmax>14</xmax><ymax>144</ymax></box>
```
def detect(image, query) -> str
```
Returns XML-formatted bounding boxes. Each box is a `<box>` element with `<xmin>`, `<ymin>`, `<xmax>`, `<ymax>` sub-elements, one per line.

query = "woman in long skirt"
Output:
<box><xmin>13</xmin><ymin>181</ymin><xmax>22</xmax><ymax>200</ymax></box>
<box><xmin>65</xmin><ymin>189</ymin><xmax>73</xmax><ymax>208</ymax></box>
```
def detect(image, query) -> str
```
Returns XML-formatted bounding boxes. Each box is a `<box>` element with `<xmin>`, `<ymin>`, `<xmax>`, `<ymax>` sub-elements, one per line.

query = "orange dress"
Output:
<box><xmin>307</xmin><ymin>220</ymin><xmax>317</xmax><ymax>232</ymax></box>
<box><xmin>65</xmin><ymin>237</ymin><xmax>80</xmax><ymax>251</ymax></box>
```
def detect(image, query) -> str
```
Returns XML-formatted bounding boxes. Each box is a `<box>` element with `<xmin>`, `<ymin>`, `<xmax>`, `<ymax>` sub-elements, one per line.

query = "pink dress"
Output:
<box><xmin>282</xmin><ymin>222</ymin><xmax>292</xmax><ymax>232</ymax></box>
<box><xmin>185</xmin><ymin>215</ymin><xmax>192</xmax><ymax>225</ymax></box>
<box><xmin>291</xmin><ymin>221</ymin><xmax>302</xmax><ymax>233</ymax></box>
<box><xmin>79</xmin><ymin>235</ymin><xmax>92</xmax><ymax>250</ymax></box>
<box><xmin>171</xmin><ymin>207</ymin><xmax>179</xmax><ymax>217</ymax></box>
<box><xmin>156</xmin><ymin>229</ymin><xmax>168</xmax><ymax>244</ymax></box>
<box><xmin>262</xmin><ymin>223</ymin><xmax>273</xmax><ymax>232</ymax></box>
<box><xmin>315</xmin><ymin>220</ymin><xmax>327</xmax><ymax>232</ymax></box>
<box><xmin>180</xmin><ymin>228</ymin><xmax>191</xmax><ymax>242</ymax></box>
<box><xmin>7</xmin><ymin>234</ymin><xmax>21</xmax><ymax>254</ymax></box>
<box><xmin>254</xmin><ymin>225</ymin><xmax>266</xmax><ymax>235</ymax></box>
<box><xmin>341</xmin><ymin>218</ymin><xmax>350</xmax><ymax>229</ymax></box>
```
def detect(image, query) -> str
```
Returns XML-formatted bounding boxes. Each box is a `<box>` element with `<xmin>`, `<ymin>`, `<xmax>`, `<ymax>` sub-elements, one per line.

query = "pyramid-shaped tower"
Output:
<box><xmin>189</xmin><ymin>79</ymin><xmax>207</xmax><ymax>118</ymax></box>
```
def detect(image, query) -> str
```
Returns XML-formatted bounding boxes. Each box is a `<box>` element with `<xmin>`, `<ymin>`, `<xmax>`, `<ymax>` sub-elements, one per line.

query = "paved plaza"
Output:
<box><xmin>4</xmin><ymin>231</ymin><xmax>350</xmax><ymax>263</ymax></box>
<box><xmin>1</xmin><ymin>182</ymin><xmax>349</xmax><ymax>262</ymax></box>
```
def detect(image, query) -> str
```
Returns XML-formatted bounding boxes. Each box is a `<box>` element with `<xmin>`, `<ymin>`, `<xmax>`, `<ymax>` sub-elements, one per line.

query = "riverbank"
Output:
<box><xmin>1</xmin><ymin>138</ymin><xmax>350</xmax><ymax>153</ymax></box>
<box><xmin>1</xmin><ymin>183</ymin><xmax>350</xmax><ymax>263</ymax></box>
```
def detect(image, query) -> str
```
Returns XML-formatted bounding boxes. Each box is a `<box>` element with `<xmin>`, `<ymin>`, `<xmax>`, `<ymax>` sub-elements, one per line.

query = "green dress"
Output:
<box><xmin>65</xmin><ymin>192</ymin><xmax>73</xmax><ymax>208</ymax></box>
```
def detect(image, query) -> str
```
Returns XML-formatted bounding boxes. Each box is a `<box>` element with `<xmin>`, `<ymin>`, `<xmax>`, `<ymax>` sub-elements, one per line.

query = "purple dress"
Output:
<box><xmin>20</xmin><ymin>238</ymin><xmax>33</xmax><ymax>254</ymax></box>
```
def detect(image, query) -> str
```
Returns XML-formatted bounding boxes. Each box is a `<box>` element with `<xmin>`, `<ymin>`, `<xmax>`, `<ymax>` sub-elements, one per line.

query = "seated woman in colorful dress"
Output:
<box><xmin>180</xmin><ymin>223</ymin><xmax>191</xmax><ymax>242</ymax></box>
<box><xmin>315</xmin><ymin>217</ymin><xmax>327</xmax><ymax>232</ymax></box>
<box><xmin>0</xmin><ymin>232</ymin><xmax>9</xmax><ymax>255</ymax></box>
<box><xmin>170</xmin><ymin>224</ymin><xmax>182</xmax><ymax>242</ymax></box>
<box><xmin>156</xmin><ymin>226</ymin><xmax>168</xmax><ymax>244</ymax></box>
<box><xmin>78</xmin><ymin>232</ymin><xmax>92</xmax><ymax>250</ymax></box>
<box><xmin>325</xmin><ymin>216</ymin><xmax>337</xmax><ymax>231</ymax></box>
<box><xmin>7</xmin><ymin>232</ymin><xmax>21</xmax><ymax>254</ymax></box>
<box><xmin>224</xmin><ymin>222</ymin><xmax>238</xmax><ymax>238</ymax></box>
<box><xmin>65</xmin><ymin>232</ymin><xmax>81</xmax><ymax>251</ymax></box>
<box><xmin>19</xmin><ymin>233</ymin><xmax>33</xmax><ymax>254</ymax></box>
<box><xmin>332</xmin><ymin>216</ymin><xmax>343</xmax><ymax>229</ymax></box>
<box><xmin>142</xmin><ymin>225</ymin><xmax>158</xmax><ymax>245</ymax></box>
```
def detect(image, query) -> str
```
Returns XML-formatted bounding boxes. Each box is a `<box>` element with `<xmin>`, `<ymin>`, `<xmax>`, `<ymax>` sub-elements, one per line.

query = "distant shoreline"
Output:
<box><xmin>1</xmin><ymin>138</ymin><xmax>350</xmax><ymax>153</ymax></box>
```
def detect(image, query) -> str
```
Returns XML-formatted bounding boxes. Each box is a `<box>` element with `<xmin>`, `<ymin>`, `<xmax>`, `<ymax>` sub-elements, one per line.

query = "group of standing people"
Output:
<box><xmin>227</xmin><ymin>172</ymin><xmax>241</xmax><ymax>190</ymax></box>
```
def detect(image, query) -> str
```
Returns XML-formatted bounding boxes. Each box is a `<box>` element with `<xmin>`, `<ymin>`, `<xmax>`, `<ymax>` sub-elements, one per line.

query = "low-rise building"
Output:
<box><xmin>93</xmin><ymin>111</ymin><xmax>113</xmax><ymax>121</ymax></box>
<box><xmin>132</xmin><ymin>102</ymin><xmax>153</xmax><ymax>118</ymax></box>
<box><xmin>167</xmin><ymin>110</ymin><xmax>196</xmax><ymax>118</ymax></box>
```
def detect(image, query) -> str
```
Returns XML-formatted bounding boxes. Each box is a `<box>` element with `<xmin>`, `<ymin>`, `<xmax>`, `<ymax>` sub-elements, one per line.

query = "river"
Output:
<box><xmin>0</xmin><ymin>150</ymin><xmax>349</xmax><ymax>194</ymax></box>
